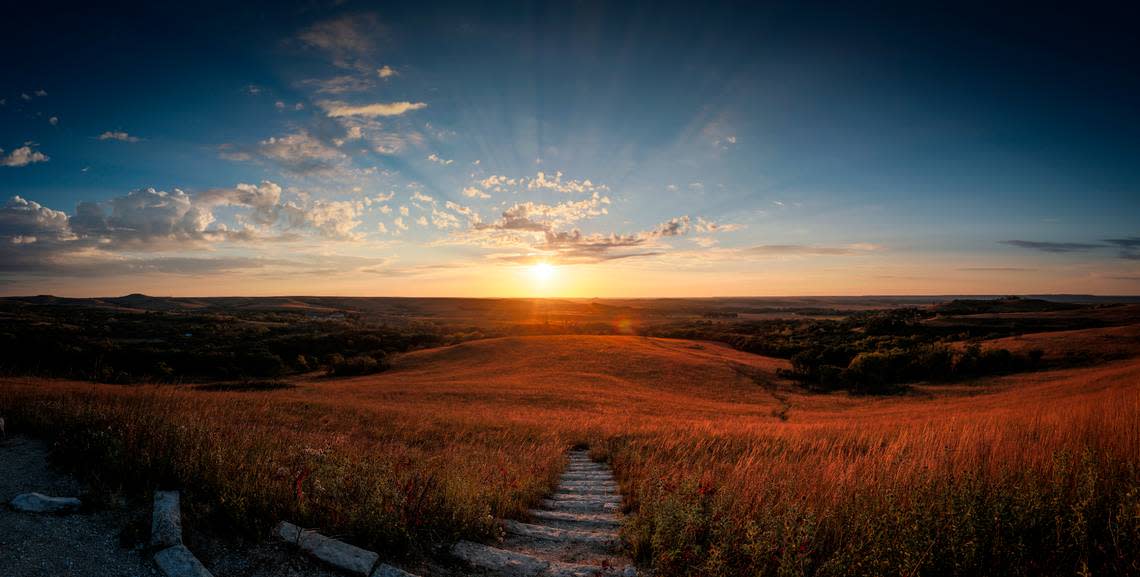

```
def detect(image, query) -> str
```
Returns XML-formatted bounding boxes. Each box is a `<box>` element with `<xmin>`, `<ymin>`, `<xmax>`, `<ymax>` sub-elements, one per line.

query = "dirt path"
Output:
<box><xmin>0</xmin><ymin>436</ymin><xmax>160</xmax><ymax>577</ymax></box>
<box><xmin>451</xmin><ymin>449</ymin><xmax>634</xmax><ymax>576</ymax></box>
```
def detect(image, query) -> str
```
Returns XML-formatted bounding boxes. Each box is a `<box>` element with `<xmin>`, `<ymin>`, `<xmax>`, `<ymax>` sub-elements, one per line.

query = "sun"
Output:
<box><xmin>530</xmin><ymin>262</ymin><xmax>556</xmax><ymax>283</ymax></box>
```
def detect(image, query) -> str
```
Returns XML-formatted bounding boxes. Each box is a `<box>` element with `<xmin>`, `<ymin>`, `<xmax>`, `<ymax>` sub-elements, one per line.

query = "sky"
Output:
<box><xmin>1</xmin><ymin>1</ymin><xmax>1138</xmax><ymax>297</ymax></box>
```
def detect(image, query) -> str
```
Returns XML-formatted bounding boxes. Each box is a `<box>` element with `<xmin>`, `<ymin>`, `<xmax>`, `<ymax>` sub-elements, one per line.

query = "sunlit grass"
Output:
<box><xmin>1</xmin><ymin>335</ymin><xmax>1137</xmax><ymax>575</ymax></box>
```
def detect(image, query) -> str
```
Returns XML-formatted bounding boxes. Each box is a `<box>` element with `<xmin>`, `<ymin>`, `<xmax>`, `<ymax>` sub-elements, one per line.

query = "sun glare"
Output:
<box><xmin>530</xmin><ymin>262</ymin><xmax>557</xmax><ymax>283</ymax></box>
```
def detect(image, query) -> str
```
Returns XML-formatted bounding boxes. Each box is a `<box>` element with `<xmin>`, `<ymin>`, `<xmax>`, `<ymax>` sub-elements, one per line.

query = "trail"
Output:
<box><xmin>451</xmin><ymin>449</ymin><xmax>634</xmax><ymax>577</ymax></box>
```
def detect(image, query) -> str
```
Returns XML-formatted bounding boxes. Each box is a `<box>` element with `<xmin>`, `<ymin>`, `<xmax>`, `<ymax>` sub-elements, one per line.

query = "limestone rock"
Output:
<box><xmin>151</xmin><ymin>490</ymin><xmax>183</xmax><ymax>548</ymax></box>
<box><xmin>153</xmin><ymin>544</ymin><xmax>213</xmax><ymax>577</ymax></box>
<box><xmin>10</xmin><ymin>492</ymin><xmax>81</xmax><ymax>513</ymax></box>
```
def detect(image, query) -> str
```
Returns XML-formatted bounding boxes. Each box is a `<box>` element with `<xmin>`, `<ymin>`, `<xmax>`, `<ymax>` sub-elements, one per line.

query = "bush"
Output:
<box><xmin>327</xmin><ymin>353</ymin><xmax>390</xmax><ymax>376</ymax></box>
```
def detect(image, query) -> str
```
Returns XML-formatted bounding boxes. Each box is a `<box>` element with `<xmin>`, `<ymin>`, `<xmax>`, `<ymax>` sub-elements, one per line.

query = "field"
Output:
<box><xmin>3</xmin><ymin>308</ymin><xmax>1140</xmax><ymax>576</ymax></box>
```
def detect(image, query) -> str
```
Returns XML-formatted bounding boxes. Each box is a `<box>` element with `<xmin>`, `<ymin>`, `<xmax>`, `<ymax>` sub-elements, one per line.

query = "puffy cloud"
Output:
<box><xmin>0</xmin><ymin>196</ymin><xmax>71</xmax><ymax>239</ymax></box>
<box><xmin>98</xmin><ymin>131</ymin><xmax>140</xmax><ymax>142</ymax></box>
<box><xmin>648</xmin><ymin>216</ymin><xmax>691</xmax><ymax>237</ymax></box>
<box><xmin>48</xmin><ymin>117</ymin><xmax>59</xmax><ymax>126</ymax></box>
<box><xmin>298</xmin><ymin>199</ymin><xmax>364</xmax><ymax>240</ymax></box>
<box><xmin>1</xmin><ymin>145</ymin><xmax>49</xmax><ymax>167</ymax></box>
<box><xmin>427</xmin><ymin>153</ymin><xmax>452</xmax><ymax>165</ymax></box>
<box><xmin>377</xmin><ymin>65</ymin><xmax>397</xmax><ymax>79</ymax></box>
<box><xmin>694</xmin><ymin>217</ymin><xmax>743</xmax><ymax>233</ymax></box>
<box><xmin>462</xmin><ymin>186</ymin><xmax>490</xmax><ymax>199</ymax></box>
<box><xmin>411</xmin><ymin>191</ymin><xmax>434</xmax><ymax>204</ymax></box>
<box><xmin>195</xmin><ymin>181</ymin><xmax>282</xmax><ymax>225</ymax></box>
<box><xmin>259</xmin><ymin>131</ymin><xmax>346</xmax><ymax>174</ymax></box>
<box><xmin>319</xmin><ymin>100</ymin><xmax>428</xmax><ymax>118</ymax></box>
<box><xmin>527</xmin><ymin>171</ymin><xmax>607</xmax><ymax>194</ymax></box>
<box><xmin>487</xmin><ymin>192</ymin><xmax>611</xmax><ymax>231</ymax></box>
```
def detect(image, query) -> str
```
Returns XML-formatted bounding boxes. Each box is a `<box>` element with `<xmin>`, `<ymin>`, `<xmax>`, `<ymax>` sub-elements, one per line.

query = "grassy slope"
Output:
<box><xmin>1</xmin><ymin>334</ymin><xmax>1138</xmax><ymax>576</ymax></box>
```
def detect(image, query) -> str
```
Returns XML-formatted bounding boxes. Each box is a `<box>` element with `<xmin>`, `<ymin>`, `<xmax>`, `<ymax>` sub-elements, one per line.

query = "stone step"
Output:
<box><xmin>564</xmin><ymin>465</ymin><xmax>609</xmax><ymax>473</ymax></box>
<box><xmin>554</xmin><ymin>485</ymin><xmax>618</xmax><ymax>496</ymax></box>
<box><xmin>541</xmin><ymin>498</ymin><xmax>620</xmax><ymax>513</ymax></box>
<box><xmin>503</xmin><ymin>520</ymin><xmax>618</xmax><ymax>547</ymax></box>
<box><xmin>559</xmin><ymin>480</ymin><xmax>618</xmax><ymax>489</ymax></box>
<box><xmin>548</xmin><ymin>493</ymin><xmax>621</xmax><ymax>504</ymax></box>
<box><xmin>451</xmin><ymin>541</ymin><xmax>631</xmax><ymax>577</ymax></box>
<box><xmin>527</xmin><ymin>509</ymin><xmax>621</xmax><ymax>531</ymax></box>
<box><xmin>560</xmin><ymin>473</ymin><xmax>615</xmax><ymax>481</ymax></box>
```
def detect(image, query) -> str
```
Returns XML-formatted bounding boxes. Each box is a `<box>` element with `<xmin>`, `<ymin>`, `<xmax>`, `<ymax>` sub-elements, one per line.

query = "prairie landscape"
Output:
<box><xmin>4</xmin><ymin>2</ymin><xmax>1140</xmax><ymax>576</ymax></box>
<box><xmin>1</xmin><ymin>296</ymin><xmax>1139</xmax><ymax>576</ymax></box>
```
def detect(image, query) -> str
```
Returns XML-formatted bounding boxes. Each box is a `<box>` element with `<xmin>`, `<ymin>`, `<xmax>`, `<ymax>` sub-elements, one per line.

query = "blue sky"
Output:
<box><xmin>1</xmin><ymin>1</ymin><xmax>1138</xmax><ymax>296</ymax></box>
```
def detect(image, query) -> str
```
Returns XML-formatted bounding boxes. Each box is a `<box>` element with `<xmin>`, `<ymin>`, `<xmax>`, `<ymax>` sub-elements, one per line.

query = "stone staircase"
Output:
<box><xmin>451</xmin><ymin>450</ymin><xmax>635</xmax><ymax>577</ymax></box>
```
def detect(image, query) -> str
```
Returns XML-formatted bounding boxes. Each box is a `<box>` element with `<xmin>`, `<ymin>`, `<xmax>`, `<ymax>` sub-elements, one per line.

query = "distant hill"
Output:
<box><xmin>934</xmin><ymin>297</ymin><xmax>1084</xmax><ymax>315</ymax></box>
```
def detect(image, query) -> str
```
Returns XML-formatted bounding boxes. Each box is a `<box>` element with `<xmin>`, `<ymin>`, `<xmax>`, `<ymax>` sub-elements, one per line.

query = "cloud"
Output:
<box><xmin>319</xmin><ymin>100</ymin><xmax>428</xmax><ymax>118</ymax></box>
<box><xmin>377</xmin><ymin>65</ymin><xmax>397</xmax><ymax>79</ymax></box>
<box><xmin>1105</xmin><ymin>237</ymin><xmax>1140</xmax><ymax>260</ymax></box>
<box><xmin>0</xmin><ymin>196</ymin><xmax>71</xmax><ymax>240</ymax></box>
<box><xmin>258</xmin><ymin>131</ymin><xmax>346</xmax><ymax>174</ymax></box>
<box><xmin>298</xmin><ymin>14</ymin><xmax>385</xmax><ymax>70</ymax></box>
<box><xmin>1000</xmin><ymin>240</ymin><xmax>1103</xmax><ymax>253</ymax></box>
<box><xmin>48</xmin><ymin>117</ymin><xmax>58</xmax><ymax>126</ymax></box>
<box><xmin>462</xmin><ymin>186</ymin><xmax>490</xmax><ymax>199</ymax></box>
<box><xmin>98</xmin><ymin>131</ymin><xmax>141</xmax><ymax>142</ymax></box>
<box><xmin>304</xmin><ymin>75</ymin><xmax>373</xmax><ymax>94</ymax></box>
<box><xmin>1</xmin><ymin>145</ymin><xmax>49</xmax><ymax>167</ymax></box>
<box><xmin>427</xmin><ymin>153</ymin><xmax>453</xmax><ymax>165</ymax></box>
<box><xmin>292</xmin><ymin>199</ymin><xmax>364</xmax><ymax>240</ymax></box>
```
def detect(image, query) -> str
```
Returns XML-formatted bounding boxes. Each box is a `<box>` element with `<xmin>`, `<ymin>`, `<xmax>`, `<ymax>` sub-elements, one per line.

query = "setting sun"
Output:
<box><xmin>529</xmin><ymin>262</ymin><xmax>557</xmax><ymax>283</ymax></box>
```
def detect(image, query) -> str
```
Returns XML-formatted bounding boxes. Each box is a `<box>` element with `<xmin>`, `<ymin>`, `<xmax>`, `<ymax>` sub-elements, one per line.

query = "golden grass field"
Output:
<box><xmin>2</xmin><ymin>333</ymin><xmax>1139</xmax><ymax>576</ymax></box>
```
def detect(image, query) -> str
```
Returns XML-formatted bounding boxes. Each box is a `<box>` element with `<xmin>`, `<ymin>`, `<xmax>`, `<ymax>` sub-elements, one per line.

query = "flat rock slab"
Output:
<box><xmin>549</xmin><ymin>493</ymin><xmax>621</xmax><ymax>504</ymax></box>
<box><xmin>275</xmin><ymin>521</ymin><xmax>379</xmax><ymax>576</ymax></box>
<box><xmin>452</xmin><ymin>540</ymin><xmax>627</xmax><ymax>577</ymax></box>
<box><xmin>10</xmin><ymin>492</ymin><xmax>81</xmax><ymax>513</ymax></box>
<box><xmin>371</xmin><ymin>563</ymin><xmax>419</xmax><ymax>577</ymax></box>
<box><xmin>154</xmin><ymin>545</ymin><xmax>213</xmax><ymax>577</ymax></box>
<box><xmin>527</xmin><ymin>509</ymin><xmax>621</xmax><ymax>531</ymax></box>
<box><xmin>151</xmin><ymin>490</ymin><xmax>183</xmax><ymax>548</ymax></box>
<box><xmin>542</xmin><ymin>499</ymin><xmax>619</xmax><ymax>513</ymax></box>
<box><xmin>504</xmin><ymin>520</ymin><xmax>617</xmax><ymax>547</ymax></box>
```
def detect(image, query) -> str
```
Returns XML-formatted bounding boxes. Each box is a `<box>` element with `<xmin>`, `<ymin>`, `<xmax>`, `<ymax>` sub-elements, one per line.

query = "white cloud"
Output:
<box><xmin>427</xmin><ymin>153</ymin><xmax>453</xmax><ymax>165</ymax></box>
<box><xmin>299</xmin><ymin>199</ymin><xmax>364</xmax><ymax>240</ymax></box>
<box><xmin>0</xmin><ymin>145</ymin><xmax>49</xmax><ymax>167</ymax></box>
<box><xmin>259</xmin><ymin>131</ymin><xmax>346</xmax><ymax>174</ymax></box>
<box><xmin>98</xmin><ymin>131</ymin><xmax>141</xmax><ymax>142</ymax></box>
<box><xmin>462</xmin><ymin>186</ymin><xmax>490</xmax><ymax>199</ymax></box>
<box><xmin>48</xmin><ymin>117</ymin><xmax>58</xmax><ymax>126</ymax></box>
<box><xmin>319</xmin><ymin>100</ymin><xmax>427</xmax><ymax>118</ymax></box>
<box><xmin>377</xmin><ymin>222</ymin><xmax>388</xmax><ymax>234</ymax></box>
<box><xmin>393</xmin><ymin>216</ymin><xmax>408</xmax><ymax>231</ymax></box>
<box><xmin>377</xmin><ymin>65</ymin><xmax>397</xmax><ymax>79</ymax></box>
<box><xmin>411</xmin><ymin>191</ymin><xmax>434</xmax><ymax>204</ymax></box>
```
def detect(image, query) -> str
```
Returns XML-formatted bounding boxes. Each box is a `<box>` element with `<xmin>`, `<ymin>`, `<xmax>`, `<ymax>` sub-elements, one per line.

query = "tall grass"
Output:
<box><xmin>1</xmin><ymin>335</ymin><xmax>1137</xmax><ymax>575</ymax></box>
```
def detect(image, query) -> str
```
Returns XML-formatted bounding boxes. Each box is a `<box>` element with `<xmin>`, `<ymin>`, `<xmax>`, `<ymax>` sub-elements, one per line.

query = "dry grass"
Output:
<box><xmin>1</xmin><ymin>334</ymin><xmax>1138</xmax><ymax>576</ymax></box>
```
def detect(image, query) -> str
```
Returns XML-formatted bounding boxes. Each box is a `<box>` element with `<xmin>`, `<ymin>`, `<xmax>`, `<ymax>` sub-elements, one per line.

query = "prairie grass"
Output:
<box><xmin>1</xmin><ymin>335</ymin><xmax>1137</xmax><ymax>576</ymax></box>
